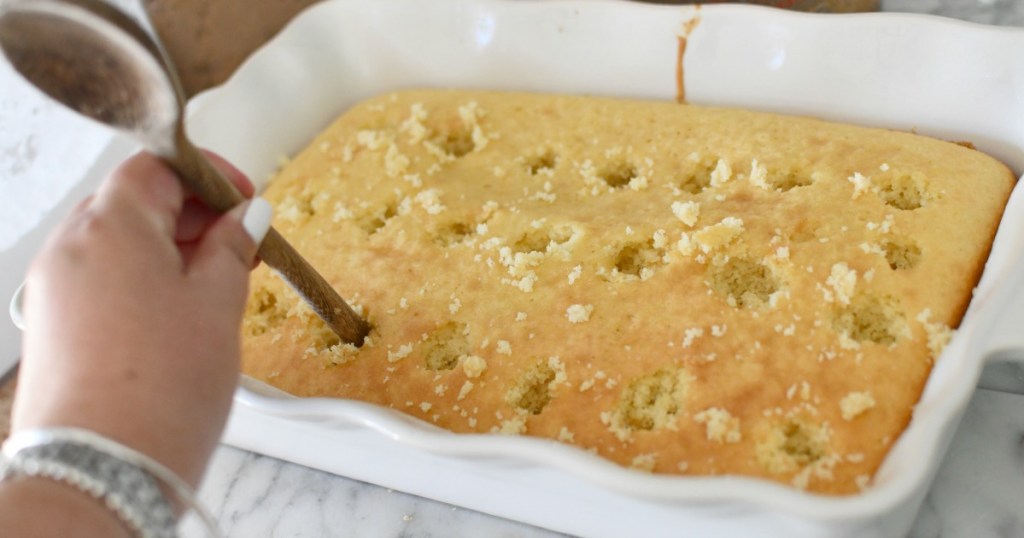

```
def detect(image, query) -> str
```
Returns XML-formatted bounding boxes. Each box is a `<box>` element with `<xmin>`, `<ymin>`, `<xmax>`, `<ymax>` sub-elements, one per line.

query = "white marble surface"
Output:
<box><xmin>188</xmin><ymin>388</ymin><xmax>1024</xmax><ymax>538</ymax></box>
<box><xmin>2</xmin><ymin>1</ymin><xmax>1024</xmax><ymax>537</ymax></box>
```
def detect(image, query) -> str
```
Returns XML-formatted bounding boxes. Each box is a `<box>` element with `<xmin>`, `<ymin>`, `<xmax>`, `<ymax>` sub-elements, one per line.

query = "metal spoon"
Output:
<box><xmin>0</xmin><ymin>0</ymin><xmax>370</xmax><ymax>345</ymax></box>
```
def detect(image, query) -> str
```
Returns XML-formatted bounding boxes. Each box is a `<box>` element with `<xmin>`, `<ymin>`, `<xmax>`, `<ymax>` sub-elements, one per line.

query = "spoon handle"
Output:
<box><xmin>169</xmin><ymin>132</ymin><xmax>371</xmax><ymax>345</ymax></box>
<box><xmin>258</xmin><ymin>228</ymin><xmax>371</xmax><ymax>344</ymax></box>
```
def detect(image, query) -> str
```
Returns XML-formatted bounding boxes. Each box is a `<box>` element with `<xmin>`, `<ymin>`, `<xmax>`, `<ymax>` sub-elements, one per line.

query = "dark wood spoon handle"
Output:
<box><xmin>167</xmin><ymin>130</ymin><xmax>370</xmax><ymax>345</ymax></box>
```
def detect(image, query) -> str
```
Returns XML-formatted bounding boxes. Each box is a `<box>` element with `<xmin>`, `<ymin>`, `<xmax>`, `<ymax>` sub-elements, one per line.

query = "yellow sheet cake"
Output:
<box><xmin>241</xmin><ymin>89</ymin><xmax>1015</xmax><ymax>494</ymax></box>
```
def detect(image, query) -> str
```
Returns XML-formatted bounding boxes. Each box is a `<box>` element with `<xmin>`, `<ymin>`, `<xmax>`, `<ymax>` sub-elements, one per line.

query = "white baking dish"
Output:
<box><xmin>184</xmin><ymin>1</ymin><xmax>1024</xmax><ymax>536</ymax></box>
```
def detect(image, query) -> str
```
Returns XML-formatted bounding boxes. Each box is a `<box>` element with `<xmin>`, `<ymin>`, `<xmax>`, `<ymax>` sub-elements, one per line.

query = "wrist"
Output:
<box><xmin>1</xmin><ymin>427</ymin><xmax>222</xmax><ymax>538</ymax></box>
<box><xmin>0</xmin><ymin>475</ymin><xmax>132</xmax><ymax>538</ymax></box>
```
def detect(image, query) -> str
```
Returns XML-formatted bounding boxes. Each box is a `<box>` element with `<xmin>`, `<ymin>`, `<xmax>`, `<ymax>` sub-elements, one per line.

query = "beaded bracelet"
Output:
<box><xmin>0</xmin><ymin>427</ymin><xmax>222</xmax><ymax>538</ymax></box>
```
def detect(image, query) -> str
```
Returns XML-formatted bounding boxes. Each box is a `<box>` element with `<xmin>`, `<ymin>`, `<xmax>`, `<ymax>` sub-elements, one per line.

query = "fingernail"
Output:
<box><xmin>9</xmin><ymin>281</ymin><xmax>26</xmax><ymax>331</ymax></box>
<box><xmin>241</xmin><ymin>197</ymin><xmax>272</xmax><ymax>245</ymax></box>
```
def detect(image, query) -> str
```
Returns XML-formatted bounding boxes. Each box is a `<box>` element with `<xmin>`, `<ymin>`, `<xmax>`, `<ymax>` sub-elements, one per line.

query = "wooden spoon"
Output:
<box><xmin>0</xmin><ymin>0</ymin><xmax>370</xmax><ymax>345</ymax></box>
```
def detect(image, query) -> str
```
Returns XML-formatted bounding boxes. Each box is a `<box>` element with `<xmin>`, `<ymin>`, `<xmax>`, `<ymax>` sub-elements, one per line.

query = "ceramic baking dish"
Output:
<box><xmin>182</xmin><ymin>1</ymin><xmax>1024</xmax><ymax>536</ymax></box>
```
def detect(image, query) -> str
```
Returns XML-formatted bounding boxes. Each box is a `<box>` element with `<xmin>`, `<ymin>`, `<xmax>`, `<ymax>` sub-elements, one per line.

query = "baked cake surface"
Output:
<box><xmin>241</xmin><ymin>89</ymin><xmax>1015</xmax><ymax>494</ymax></box>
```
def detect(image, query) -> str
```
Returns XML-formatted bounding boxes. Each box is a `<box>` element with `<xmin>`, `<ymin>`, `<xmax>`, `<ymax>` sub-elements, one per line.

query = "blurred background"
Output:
<box><xmin>142</xmin><ymin>0</ymin><xmax>1023</xmax><ymax>98</ymax></box>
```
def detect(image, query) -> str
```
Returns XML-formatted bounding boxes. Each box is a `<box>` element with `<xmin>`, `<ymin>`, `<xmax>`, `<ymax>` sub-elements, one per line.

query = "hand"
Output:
<box><xmin>10</xmin><ymin>151</ymin><xmax>268</xmax><ymax>487</ymax></box>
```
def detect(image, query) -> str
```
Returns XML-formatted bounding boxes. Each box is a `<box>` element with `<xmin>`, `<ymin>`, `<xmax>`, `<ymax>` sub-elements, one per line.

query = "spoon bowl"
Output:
<box><xmin>0</xmin><ymin>0</ymin><xmax>370</xmax><ymax>344</ymax></box>
<box><xmin>0</xmin><ymin>0</ymin><xmax>178</xmax><ymax>148</ymax></box>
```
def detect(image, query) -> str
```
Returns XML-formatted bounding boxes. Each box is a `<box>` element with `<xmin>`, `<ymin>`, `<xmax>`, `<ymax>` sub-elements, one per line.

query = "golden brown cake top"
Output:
<box><xmin>241</xmin><ymin>89</ymin><xmax>1015</xmax><ymax>494</ymax></box>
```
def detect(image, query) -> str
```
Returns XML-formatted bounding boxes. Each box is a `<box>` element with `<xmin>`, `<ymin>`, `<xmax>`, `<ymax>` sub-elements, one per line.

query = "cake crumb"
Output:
<box><xmin>917</xmin><ymin>309</ymin><xmax>954</xmax><ymax>358</ymax></box>
<box><xmin>630</xmin><ymin>454</ymin><xmax>658</xmax><ymax>472</ymax></box>
<box><xmin>682</xmin><ymin>327</ymin><xmax>704</xmax><ymax>348</ymax></box>
<box><xmin>458</xmin><ymin>381</ymin><xmax>474</xmax><ymax>401</ymax></box>
<box><xmin>497</xmin><ymin>413</ymin><xmax>527</xmax><ymax>435</ymax></box>
<box><xmin>403</xmin><ymin>173</ymin><xmax>423</xmax><ymax>188</ymax></box>
<box><xmin>693</xmin><ymin>407</ymin><xmax>742</xmax><ymax>443</ymax></box>
<box><xmin>652</xmin><ymin>229</ymin><xmax>669</xmax><ymax>249</ymax></box>
<box><xmin>415</xmin><ymin>188</ymin><xmax>447</xmax><ymax>215</ymax></box>
<box><xmin>748</xmin><ymin>159</ymin><xmax>770</xmax><ymax>190</ymax></box>
<box><xmin>515</xmin><ymin>311</ymin><xmax>528</xmax><ymax>321</ymax></box>
<box><xmin>331</xmin><ymin>202</ymin><xmax>354</xmax><ymax>222</ymax></box>
<box><xmin>384</xmin><ymin>144</ymin><xmax>410</xmax><ymax>178</ymax></box>
<box><xmin>496</xmin><ymin>340</ymin><xmax>513</xmax><ymax>355</ymax></box>
<box><xmin>461</xmin><ymin>355</ymin><xmax>488</xmax><ymax>378</ymax></box>
<box><xmin>568</xmin><ymin>265</ymin><xmax>583</xmax><ymax>285</ymax></box>
<box><xmin>449</xmin><ymin>295</ymin><xmax>462</xmax><ymax>314</ymax></box>
<box><xmin>566</xmin><ymin>304</ymin><xmax>594</xmax><ymax>323</ymax></box>
<box><xmin>386</xmin><ymin>343</ymin><xmax>414</xmax><ymax>363</ymax></box>
<box><xmin>671</xmin><ymin>201</ymin><xmax>700</xmax><ymax>227</ymax></box>
<box><xmin>398</xmin><ymin>103</ymin><xmax>429</xmax><ymax>143</ymax></box>
<box><xmin>826</xmin><ymin>262</ymin><xmax>857</xmax><ymax>306</ymax></box>
<box><xmin>710</xmin><ymin>159</ymin><xmax>733</xmax><ymax>187</ymax></box>
<box><xmin>355</xmin><ymin>129</ymin><xmax>389</xmax><ymax>150</ymax></box>
<box><xmin>692</xmin><ymin>217</ymin><xmax>745</xmax><ymax>254</ymax></box>
<box><xmin>840</xmin><ymin>391</ymin><xmax>876</xmax><ymax>421</ymax></box>
<box><xmin>848</xmin><ymin>172</ymin><xmax>874</xmax><ymax>199</ymax></box>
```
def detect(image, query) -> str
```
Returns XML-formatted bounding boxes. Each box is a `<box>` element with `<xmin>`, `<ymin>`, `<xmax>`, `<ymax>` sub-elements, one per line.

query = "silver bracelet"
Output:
<box><xmin>1</xmin><ymin>427</ymin><xmax>222</xmax><ymax>538</ymax></box>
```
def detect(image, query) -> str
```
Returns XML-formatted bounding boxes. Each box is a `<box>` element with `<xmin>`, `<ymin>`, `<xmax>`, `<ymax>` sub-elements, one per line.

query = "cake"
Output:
<box><xmin>240</xmin><ymin>89</ymin><xmax>1015</xmax><ymax>494</ymax></box>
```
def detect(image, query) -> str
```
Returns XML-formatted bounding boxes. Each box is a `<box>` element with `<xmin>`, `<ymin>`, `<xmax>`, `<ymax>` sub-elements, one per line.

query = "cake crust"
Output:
<box><xmin>241</xmin><ymin>89</ymin><xmax>1015</xmax><ymax>494</ymax></box>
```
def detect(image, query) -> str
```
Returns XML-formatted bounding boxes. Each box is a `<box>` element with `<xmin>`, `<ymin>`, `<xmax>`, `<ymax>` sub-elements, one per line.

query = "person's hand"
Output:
<box><xmin>10</xmin><ymin>151</ymin><xmax>269</xmax><ymax>488</ymax></box>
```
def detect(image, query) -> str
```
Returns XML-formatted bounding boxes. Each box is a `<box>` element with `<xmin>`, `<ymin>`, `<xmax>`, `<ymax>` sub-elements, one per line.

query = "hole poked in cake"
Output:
<box><xmin>310</xmin><ymin>321</ymin><xmax>342</xmax><ymax>352</ymax></box>
<box><xmin>244</xmin><ymin>287</ymin><xmax>288</xmax><ymax>336</ymax></box>
<box><xmin>678</xmin><ymin>161</ymin><xmax>714</xmax><ymax>194</ymax></box>
<box><xmin>506</xmin><ymin>360</ymin><xmax>557</xmax><ymax>415</ymax></box>
<box><xmin>832</xmin><ymin>293</ymin><xmax>904</xmax><ymax>346</ymax></box>
<box><xmin>756</xmin><ymin>418</ymin><xmax>828</xmax><ymax>474</ymax></box>
<box><xmin>277</xmin><ymin>188</ymin><xmax>322</xmax><ymax>225</ymax></box>
<box><xmin>607</xmin><ymin>240</ymin><xmax>666</xmax><ymax>280</ymax></box>
<box><xmin>525</xmin><ymin>150</ymin><xmax>558</xmax><ymax>176</ymax></box>
<box><xmin>432</xmin><ymin>220</ymin><xmax>475</xmax><ymax>247</ymax></box>
<box><xmin>302</xmin><ymin>309</ymin><xmax>370</xmax><ymax>366</ymax></box>
<box><xmin>513</xmin><ymin>224</ymin><xmax>576</xmax><ymax>254</ymax></box>
<box><xmin>434</xmin><ymin>128</ymin><xmax>475</xmax><ymax>158</ymax></box>
<box><xmin>876</xmin><ymin>171</ymin><xmax>928</xmax><ymax>210</ymax></box>
<box><xmin>356</xmin><ymin>201</ymin><xmax>398</xmax><ymax>235</ymax></box>
<box><xmin>599</xmin><ymin>160</ymin><xmax>640</xmax><ymax>189</ymax></box>
<box><xmin>708</xmin><ymin>256</ymin><xmax>781</xmax><ymax>308</ymax></box>
<box><xmin>882</xmin><ymin>237</ymin><xmax>922</xmax><ymax>270</ymax></box>
<box><xmin>424</xmin><ymin>322</ymin><xmax>470</xmax><ymax>371</ymax></box>
<box><xmin>768</xmin><ymin>169</ymin><xmax>813</xmax><ymax>192</ymax></box>
<box><xmin>611</xmin><ymin>368</ymin><xmax>691</xmax><ymax>435</ymax></box>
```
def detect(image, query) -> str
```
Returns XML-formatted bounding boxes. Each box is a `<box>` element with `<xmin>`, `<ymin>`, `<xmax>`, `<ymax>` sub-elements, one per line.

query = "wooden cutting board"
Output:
<box><xmin>143</xmin><ymin>0</ymin><xmax>877</xmax><ymax>98</ymax></box>
<box><xmin>145</xmin><ymin>0</ymin><xmax>323</xmax><ymax>97</ymax></box>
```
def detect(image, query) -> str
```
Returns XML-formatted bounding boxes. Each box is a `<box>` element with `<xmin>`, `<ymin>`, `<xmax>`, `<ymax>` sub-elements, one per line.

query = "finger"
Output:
<box><xmin>91</xmin><ymin>152</ymin><xmax>185</xmax><ymax>238</ymax></box>
<box><xmin>70</xmin><ymin>195</ymin><xmax>95</xmax><ymax>216</ymax></box>
<box><xmin>177</xmin><ymin>153</ymin><xmax>256</xmax><ymax>243</ymax></box>
<box><xmin>188</xmin><ymin>198</ymin><xmax>271</xmax><ymax>280</ymax></box>
<box><xmin>176</xmin><ymin>199</ymin><xmax>218</xmax><ymax>243</ymax></box>
<box><xmin>201</xmin><ymin>150</ymin><xmax>255</xmax><ymax>199</ymax></box>
<box><xmin>52</xmin><ymin>194</ymin><xmax>96</xmax><ymax>237</ymax></box>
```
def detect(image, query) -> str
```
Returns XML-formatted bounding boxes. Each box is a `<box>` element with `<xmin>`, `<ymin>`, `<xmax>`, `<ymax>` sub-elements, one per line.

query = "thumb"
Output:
<box><xmin>188</xmin><ymin>198</ymin><xmax>272</xmax><ymax>280</ymax></box>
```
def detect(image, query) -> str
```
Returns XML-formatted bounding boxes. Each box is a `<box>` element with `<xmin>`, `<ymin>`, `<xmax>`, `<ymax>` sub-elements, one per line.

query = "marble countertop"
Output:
<box><xmin>2</xmin><ymin>1</ymin><xmax>1024</xmax><ymax>537</ymax></box>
